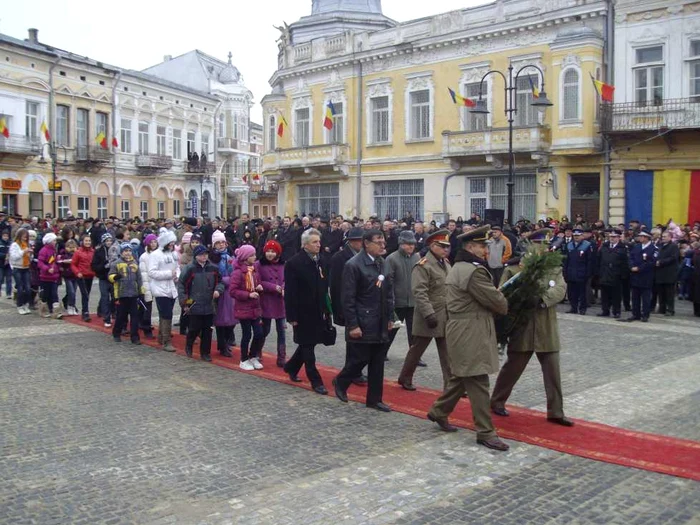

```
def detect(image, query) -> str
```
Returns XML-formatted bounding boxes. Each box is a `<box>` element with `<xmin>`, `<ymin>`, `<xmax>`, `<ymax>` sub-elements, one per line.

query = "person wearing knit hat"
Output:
<box><xmin>211</xmin><ymin>231</ymin><xmax>237</xmax><ymax>358</ymax></box>
<box><xmin>230</xmin><ymin>244</ymin><xmax>264</xmax><ymax>370</ymax></box>
<box><xmin>257</xmin><ymin>239</ymin><xmax>286</xmax><ymax>367</ymax></box>
<box><xmin>138</xmin><ymin>233</ymin><xmax>160</xmax><ymax>340</ymax></box>
<box><xmin>212</xmin><ymin>230</ymin><xmax>226</xmax><ymax>246</ymax></box>
<box><xmin>181</xmin><ymin>232</ymin><xmax>193</xmax><ymax>245</ymax></box>
<box><xmin>149</xmin><ymin>229</ymin><xmax>180</xmax><ymax>352</ymax></box>
<box><xmin>109</xmin><ymin>237</ymin><xmax>144</xmax><ymax>344</ymax></box>
<box><xmin>37</xmin><ymin>230</ymin><xmax>63</xmax><ymax>319</ymax></box>
<box><xmin>101</xmin><ymin>232</ymin><xmax>113</xmax><ymax>245</ymax></box>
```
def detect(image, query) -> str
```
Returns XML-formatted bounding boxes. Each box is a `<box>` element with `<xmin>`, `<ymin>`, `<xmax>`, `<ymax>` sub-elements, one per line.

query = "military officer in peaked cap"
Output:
<box><xmin>427</xmin><ymin>225</ymin><xmax>510</xmax><ymax>451</ymax></box>
<box><xmin>397</xmin><ymin>229</ymin><xmax>453</xmax><ymax>391</ymax></box>
<box><xmin>491</xmin><ymin>228</ymin><xmax>574</xmax><ymax>427</ymax></box>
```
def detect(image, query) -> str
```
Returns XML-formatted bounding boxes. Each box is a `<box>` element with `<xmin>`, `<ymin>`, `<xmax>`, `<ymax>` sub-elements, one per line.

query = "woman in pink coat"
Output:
<box><xmin>255</xmin><ymin>240</ymin><xmax>286</xmax><ymax>367</ymax></box>
<box><xmin>37</xmin><ymin>232</ymin><xmax>63</xmax><ymax>319</ymax></box>
<box><xmin>229</xmin><ymin>244</ymin><xmax>264</xmax><ymax>371</ymax></box>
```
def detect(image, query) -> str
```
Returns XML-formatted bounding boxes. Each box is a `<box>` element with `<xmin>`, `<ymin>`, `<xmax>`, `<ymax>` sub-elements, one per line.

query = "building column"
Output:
<box><xmin>609</xmin><ymin>169</ymin><xmax>625</xmax><ymax>225</ymax></box>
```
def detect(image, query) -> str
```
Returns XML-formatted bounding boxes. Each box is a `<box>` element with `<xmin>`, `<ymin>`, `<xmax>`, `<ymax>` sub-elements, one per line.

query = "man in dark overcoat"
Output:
<box><xmin>621</xmin><ymin>229</ymin><xmax>656</xmax><ymax>322</ymax></box>
<box><xmin>563</xmin><ymin>227</ymin><xmax>593</xmax><ymax>314</ymax></box>
<box><xmin>597</xmin><ymin>229</ymin><xmax>628</xmax><ymax>318</ymax></box>
<box><xmin>654</xmin><ymin>230</ymin><xmax>680</xmax><ymax>316</ymax></box>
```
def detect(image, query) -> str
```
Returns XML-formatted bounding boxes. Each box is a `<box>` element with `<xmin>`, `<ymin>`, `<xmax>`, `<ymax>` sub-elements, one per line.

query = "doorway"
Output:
<box><xmin>570</xmin><ymin>173</ymin><xmax>601</xmax><ymax>222</ymax></box>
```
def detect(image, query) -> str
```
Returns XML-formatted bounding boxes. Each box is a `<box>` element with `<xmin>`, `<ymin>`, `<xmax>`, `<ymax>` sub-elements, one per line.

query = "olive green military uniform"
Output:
<box><xmin>398</xmin><ymin>250</ymin><xmax>452</xmax><ymax>389</ymax></box>
<box><xmin>428</xmin><ymin>258</ymin><xmax>508</xmax><ymax>441</ymax></box>
<box><xmin>491</xmin><ymin>266</ymin><xmax>567</xmax><ymax>419</ymax></box>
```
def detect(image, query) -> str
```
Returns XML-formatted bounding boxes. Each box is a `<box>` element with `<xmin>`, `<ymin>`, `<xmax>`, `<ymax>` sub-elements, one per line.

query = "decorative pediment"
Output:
<box><xmin>291</xmin><ymin>95</ymin><xmax>312</xmax><ymax>110</ymax></box>
<box><xmin>366</xmin><ymin>78</ymin><xmax>392</xmax><ymax>98</ymax></box>
<box><xmin>80</xmin><ymin>90</ymin><xmax>94</xmax><ymax>99</ymax></box>
<box><xmin>405</xmin><ymin>72</ymin><xmax>434</xmax><ymax>92</ymax></box>
<box><xmin>21</xmin><ymin>77</ymin><xmax>50</xmax><ymax>92</ymax></box>
<box><xmin>56</xmin><ymin>84</ymin><xmax>75</xmax><ymax>96</ymax></box>
<box><xmin>459</xmin><ymin>62</ymin><xmax>491</xmax><ymax>85</ymax></box>
<box><xmin>562</xmin><ymin>54</ymin><xmax>581</xmax><ymax>67</ymax></box>
<box><xmin>97</xmin><ymin>94</ymin><xmax>110</xmax><ymax>103</ymax></box>
<box><xmin>324</xmin><ymin>69</ymin><xmax>345</xmax><ymax>93</ymax></box>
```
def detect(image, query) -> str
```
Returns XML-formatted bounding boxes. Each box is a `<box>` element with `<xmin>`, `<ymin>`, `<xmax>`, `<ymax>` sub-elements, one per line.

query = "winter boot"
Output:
<box><xmin>39</xmin><ymin>301</ymin><xmax>50</xmax><ymax>318</ymax></box>
<box><xmin>276</xmin><ymin>343</ymin><xmax>287</xmax><ymax>368</ymax></box>
<box><xmin>52</xmin><ymin>303</ymin><xmax>64</xmax><ymax>320</ymax></box>
<box><xmin>161</xmin><ymin>319</ymin><xmax>176</xmax><ymax>352</ymax></box>
<box><xmin>157</xmin><ymin>319</ymin><xmax>164</xmax><ymax>345</ymax></box>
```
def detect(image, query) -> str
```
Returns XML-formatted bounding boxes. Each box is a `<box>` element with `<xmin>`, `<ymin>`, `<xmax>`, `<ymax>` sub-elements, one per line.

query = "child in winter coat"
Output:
<box><xmin>177</xmin><ymin>244</ymin><xmax>225</xmax><ymax>361</ymax></box>
<box><xmin>58</xmin><ymin>239</ymin><xmax>78</xmax><ymax>316</ymax></box>
<box><xmin>229</xmin><ymin>244</ymin><xmax>264</xmax><ymax>371</ymax></box>
<box><xmin>108</xmin><ymin>242</ymin><xmax>144</xmax><ymax>344</ymax></box>
<box><xmin>177</xmin><ymin>232</ymin><xmax>194</xmax><ymax>336</ymax></box>
<box><xmin>37</xmin><ymin>232</ymin><xmax>63</xmax><ymax>319</ymax></box>
<box><xmin>9</xmin><ymin>228</ymin><xmax>33</xmax><ymax>314</ymax></box>
<box><xmin>138</xmin><ymin>234</ymin><xmax>158</xmax><ymax>339</ymax></box>
<box><xmin>71</xmin><ymin>235</ymin><xmax>95</xmax><ymax>322</ymax></box>
<box><xmin>0</xmin><ymin>229</ymin><xmax>12</xmax><ymax>299</ymax></box>
<box><xmin>210</xmin><ymin>230</ymin><xmax>238</xmax><ymax>358</ymax></box>
<box><xmin>256</xmin><ymin>240</ymin><xmax>286</xmax><ymax>367</ymax></box>
<box><xmin>92</xmin><ymin>233</ymin><xmax>115</xmax><ymax>327</ymax></box>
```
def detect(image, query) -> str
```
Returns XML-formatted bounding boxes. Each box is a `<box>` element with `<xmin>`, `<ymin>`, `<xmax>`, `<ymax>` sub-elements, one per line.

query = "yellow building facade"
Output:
<box><xmin>262</xmin><ymin>0</ymin><xmax>610</xmax><ymax>223</ymax></box>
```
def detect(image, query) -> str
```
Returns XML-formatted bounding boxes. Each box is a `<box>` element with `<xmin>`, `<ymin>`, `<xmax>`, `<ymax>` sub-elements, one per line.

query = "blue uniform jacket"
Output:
<box><xmin>563</xmin><ymin>240</ymin><xmax>593</xmax><ymax>283</ymax></box>
<box><xmin>628</xmin><ymin>242</ymin><xmax>657</xmax><ymax>289</ymax></box>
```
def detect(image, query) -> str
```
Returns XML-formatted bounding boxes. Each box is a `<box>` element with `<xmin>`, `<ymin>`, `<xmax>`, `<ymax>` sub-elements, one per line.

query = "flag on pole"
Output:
<box><xmin>323</xmin><ymin>101</ymin><xmax>336</xmax><ymax>130</ymax></box>
<box><xmin>0</xmin><ymin>117</ymin><xmax>9</xmax><ymax>138</ymax></box>
<box><xmin>528</xmin><ymin>76</ymin><xmax>540</xmax><ymax>98</ymax></box>
<box><xmin>253</xmin><ymin>173</ymin><xmax>260</xmax><ymax>181</ymax></box>
<box><xmin>242</xmin><ymin>175</ymin><xmax>248</xmax><ymax>184</ymax></box>
<box><xmin>40</xmin><ymin>121</ymin><xmax>50</xmax><ymax>141</ymax></box>
<box><xmin>591</xmin><ymin>74</ymin><xmax>615</xmax><ymax>103</ymax></box>
<box><xmin>95</xmin><ymin>132</ymin><xmax>108</xmax><ymax>149</ymax></box>
<box><xmin>112</xmin><ymin>136</ymin><xmax>119</xmax><ymax>148</ymax></box>
<box><xmin>277</xmin><ymin>114</ymin><xmax>288</xmax><ymax>138</ymax></box>
<box><xmin>447</xmin><ymin>87</ymin><xmax>475</xmax><ymax>108</ymax></box>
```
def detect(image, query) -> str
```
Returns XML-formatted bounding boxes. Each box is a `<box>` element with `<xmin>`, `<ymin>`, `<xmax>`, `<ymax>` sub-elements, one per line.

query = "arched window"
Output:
<box><xmin>268</xmin><ymin>115</ymin><xmax>276</xmax><ymax>151</ymax></box>
<box><xmin>562</xmin><ymin>68</ymin><xmax>581</xmax><ymax>121</ymax></box>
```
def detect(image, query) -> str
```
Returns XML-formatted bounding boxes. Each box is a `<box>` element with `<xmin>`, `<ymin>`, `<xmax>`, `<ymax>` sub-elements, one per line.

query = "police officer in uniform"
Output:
<box><xmin>563</xmin><ymin>227</ymin><xmax>593</xmax><ymax>314</ymax></box>
<box><xmin>397</xmin><ymin>230</ymin><xmax>452</xmax><ymax>391</ymax></box>
<box><xmin>491</xmin><ymin>228</ymin><xmax>574</xmax><ymax>427</ymax></box>
<box><xmin>621</xmin><ymin>229</ymin><xmax>656</xmax><ymax>322</ymax></box>
<box><xmin>427</xmin><ymin>226</ymin><xmax>509</xmax><ymax>451</ymax></box>
<box><xmin>597</xmin><ymin>229</ymin><xmax>628</xmax><ymax>318</ymax></box>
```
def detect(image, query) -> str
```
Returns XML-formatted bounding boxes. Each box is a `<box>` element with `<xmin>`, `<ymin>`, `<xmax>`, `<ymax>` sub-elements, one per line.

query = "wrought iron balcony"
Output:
<box><xmin>0</xmin><ymin>136</ymin><xmax>41</xmax><ymax>156</ymax></box>
<box><xmin>135</xmin><ymin>154</ymin><xmax>173</xmax><ymax>170</ymax></box>
<box><xmin>217</xmin><ymin>137</ymin><xmax>242</xmax><ymax>150</ymax></box>
<box><xmin>75</xmin><ymin>145</ymin><xmax>112</xmax><ymax>164</ymax></box>
<box><xmin>599</xmin><ymin>98</ymin><xmax>700</xmax><ymax>133</ymax></box>
<box><xmin>262</xmin><ymin>144</ymin><xmax>350</xmax><ymax>176</ymax></box>
<box><xmin>185</xmin><ymin>161</ymin><xmax>216</xmax><ymax>174</ymax></box>
<box><xmin>442</xmin><ymin>125</ymin><xmax>551</xmax><ymax>158</ymax></box>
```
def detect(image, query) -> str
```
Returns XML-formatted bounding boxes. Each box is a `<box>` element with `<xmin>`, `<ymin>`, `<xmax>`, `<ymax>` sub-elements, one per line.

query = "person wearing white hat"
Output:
<box><xmin>37</xmin><ymin>232</ymin><xmax>63</xmax><ymax>319</ymax></box>
<box><xmin>621</xmin><ymin>229</ymin><xmax>657</xmax><ymax>322</ymax></box>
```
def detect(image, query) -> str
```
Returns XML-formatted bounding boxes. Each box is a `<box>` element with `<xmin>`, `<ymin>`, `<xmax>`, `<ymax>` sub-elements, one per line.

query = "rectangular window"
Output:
<box><xmin>172</xmin><ymin>129</ymin><xmax>182</xmax><ymax>159</ymax></box>
<box><xmin>29</xmin><ymin>192</ymin><xmax>43</xmax><ymax>218</ymax></box>
<box><xmin>173</xmin><ymin>199</ymin><xmax>181</xmax><ymax>217</ymax></box>
<box><xmin>76</xmin><ymin>108</ymin><xmax>88</xmax><ymax>147</ymax></box>
<box><xmin>96</xmin><ymin>112</ymin><xmax>108</xmax><ymax>136</ymax></box>
<box><xmin>515</xmin><ymin>76</ymin><xmax>538</xmax><ymax>126</ymax></box>
<box><xmin>233</xmin><ymin>114</ymin><xmax>239</xmax><ymax>139</ymax></box>
<box><xmin>268</xmin><ymin>115</ymin><xmax>276</xmax><ymax>151</ymax></box>
<box><xmin>371</xmin><ymin>96</ymin><xmax>390</xmax><ymax>143</ymax></box>
<box><xmin>409</xmin><ymin>90</ymin><xmax>431</xmax><ymax>140</ymax></box>
<box><xmin>56</xmin><ymin>105</ymin><xmax>69</xmax><ymax>146</ymax></box>
<box><xmin>77</xmin><ymin>196</ymin><xmax>90</xmax><ymax>219</ymax></box>
<box><xmin>691</xmin><ymin>49</ymin><xmax>700</xmax><ymax>101</ymax></box>
<box><xmin>140</xmin><ymin>200</ymin><xmax>148</xmax><ymax>220</ymax></box>
<box><xmin>294</xmin><ymin>108</ymin><xmax>310</xmax><ymax>147</ymax></box>
<box><xmin>25</xmin><ymin>101</ymin><xmax>39</xmax><ymax>139</ymax></box>
<box><xmin>201</xmin><ymin>134</ymin><xmax>209</xmax><ymax>156</ymax></box>
<box><xmin>138</xmin><ymin>122</ymin><xmax>149</xmax><ymax>154</ymax></box>
<box><xmin>373</xmin><ymin>180</ymin><xmax>424</xmax><ymax>221</ymax></box>
<box><xmin>121</xmin><ymin>200</ymin><xmax>130</xmax><ymax>220</ymax></box>
<box><xmin>562</xmin><ymin>69</ymin><xmax>580</xmax><ymax>121</ymax></box>
<box><xmin>2</xmin><ymin>194</ymin><xmax>18</xmax><ymax>216</ymax></box>
<box><xmin>120</xmin><ymin>118</ymin><xmax>132</xmax><ymax>153</ymax></box>
<box><xmin>157</xmin><ymin>126</ymin><xmax>167</xmax><ymax>156</ymax></box>
<box><xmin>463</xmin><ymin>83</ymin><xmax>487</xmax><ymax>131</ymax></box>
<box><xmin>328</xmin><ymin>102</ymin><xmax>344</xmax><ymax>143</ymax></box>
<box><xmin>466</xmin><ymin>175</ymin><xmax>537</xmax><ymax>222</ymax></box>
<box><xmin>58</xmin><ymin>195</ymin><xmax>70</xmax><ymax>218</ymax></box>
<box><xmin>157</xmin><ymin>201</ymin><xmax>165</xmax><ymax>219</ymax></box>
<box><xmin>298</xmin><ymin>183</ymin><xmax>339</xmax><ymax>216</ymax></box>
<box><xmin>97</xmin><ymin>197</ymin><xmax>108</xmax><ymax>219</ymax></box>
<box><xmin>634</xmin><ymin>46</ymin><xmax>664</xmax><ymax>106</ymax></box>
<box><xmin>187</xmin><ymin>131</ymin><xmax>196</xmax><ymax>156</ymax></box>
<box><xmin>218</xmin><ymin>114</ymin><xmax>225</xmax><ymax>138</ymax></box>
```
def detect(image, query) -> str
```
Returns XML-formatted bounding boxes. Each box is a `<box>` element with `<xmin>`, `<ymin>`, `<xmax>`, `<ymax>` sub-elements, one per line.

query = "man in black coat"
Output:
<box><xmin>284</xmin><ymin>228</ymin><xmax>331</xmax><ymax>395</ymax></box>
<box><xmin>597</xmin><ymin>229</ymin><xmax>628</xmax><ymax>318</ymax></box>
<box><xmin>621</xmin><ymin>230</ymin><xmax>657</xmax><ymax>322</ymax></box>
<box><xmin>563</xmin><ymin>228</ymin><xmax>594</xmax><ymax>314</ymax></box>
<box><xmin>654</xmin><ymin>230</ymin><xmax>680</xmax><ymax>316</ymax></box>
<box><xmin>333</xmin><ymin>230</ymin><xmax>395</xmax><ymax>412</ymax></box>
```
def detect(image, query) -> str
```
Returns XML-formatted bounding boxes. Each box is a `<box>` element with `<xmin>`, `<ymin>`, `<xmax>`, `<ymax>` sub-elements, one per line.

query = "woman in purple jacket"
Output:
<box><xmin>211</xmin><ymin>231</ymin><xmax>238</xmax><ymax>358</ymax></box>
<box><xmin>37</xmin><ymin>232</ymin><xmax>63</xmax><ymax>319</ymax></box>
<box><xmin>229</xmin><ymin>244</ymin><xmax>264</xmax><ymax>371</ymax></box>
<box><xmin>256</xmin><ymin>240</ymin><xmax>287</xmax><ymax>367</ymax></box>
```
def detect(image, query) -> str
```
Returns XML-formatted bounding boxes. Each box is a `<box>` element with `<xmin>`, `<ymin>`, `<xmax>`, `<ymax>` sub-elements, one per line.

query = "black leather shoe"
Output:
<box><xmin>492</xmin><ymin>406</ymin><xmax>510</xmax><ymax>417</ymax></box>
<box><xmin>641</xmin><ymin>317</ymin><xmax>649</xmax><ymax>323</ymax></box>
<box><xmin>417</xmin><ymin>360</ymin><xmax>427</xmax><ymax>367</ymax></box>
<box><xmin>579</xmin><ymin>310</ymin><xmax>586</xmax><ymax>315</ymax></box>
<box><xmin>131</xmin><ymin>339</ymin><xmax>141</xmax><ymax>346</ymax></box>
<box><xmin>201</xmin><ymin>354</ymin><xmax>212</xmax><ymax>362</ymax></box>
<box><xmin>427</xmin><ymin>413</ymin><xmax>458</xmax><ymax>432</ymax></box>
<box><xmin>597</xmin><ymin>312</ymin><xmax>610</xmax><ymax>317</ymax></box>
<box><xmin>367</xmin><ymin>402</ymin><xmax>392</xmax><ymax>412</ymax></box>
<box><xmin>288</xmin><ymin>373</ymin><xmax>302</xmax><ymax>383</ymax></box>
<box><xmin>547</xmin><ymin>416</ymin><xmax>575</xmax><ymax>427</ymax></box>
<box><xmin>351</xmin><ymin>375</ymin><xmax>368</xmax><ymax>386</ymax></box>
<box><xmin>333</xmin><ymin>378</ymin><xmax>348</xmax><ymax>402</ymax></box>
<box><xmin>567</xmin><ymin>308</ymin><xmax>578</xmax><ymax>314</ymax></box>
<box><xmin>313</xmin><ymin>385</ymin><xmax>328</xmax><ymax>395</ymax></box>
<box><xmin>613</xmin><ymin>313</ymin><xmax>620</xmax><ymax>319</ymax></box>
<box><xmin>477</xmin><ymin>437</ymin><xmax>509</xmax><ymax>451</ymax></box>
<box><xmin>398</xmin><ymin>380</ymin><xmax>416</xmax><ymax>391</ymax></box>
<box><xmin>219</xmin><ymin>348</ymin><xmax>233</xmax><ymax>358</ymax></box>
<box><xmin>185</xmin><ymin>345</ymin><xmax>193</xmax><ymax>358</ymax></box>
<box><xmin>619</xmin><ymin>316</ymin><xmax>639</xmax><ymax>323</ymax></box>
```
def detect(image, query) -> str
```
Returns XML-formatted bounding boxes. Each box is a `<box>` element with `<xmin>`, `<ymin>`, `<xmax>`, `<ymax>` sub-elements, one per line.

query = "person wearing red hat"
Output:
<box><xmin>256</xmin><ymin>240</ymin><xmax>287</xmax><ymax>367</ymax></box>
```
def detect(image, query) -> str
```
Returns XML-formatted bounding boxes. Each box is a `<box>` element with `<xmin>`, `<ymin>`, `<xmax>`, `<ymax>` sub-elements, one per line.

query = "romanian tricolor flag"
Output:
<box><xmin>95</xmin><ymin>132</ymin><xmax>108</xmax><ymax>149</ymax></box>
<box><xmin>0</xmin><ymin>117</ymin><xmax>9</xmax><ymax>138</ymax></box>
<box><xmin>41</xmin><ymin>121</ymin><xmax>50</xmax><ymax>141</ymax></box>
<box><xmin>625</xmin><ymin>170</ymin><xmax>700</xmax><ymax>225</ymax></box>
<box><xmin>112</xmin><ymin>136</ymin><xmax>119</xmax><ymax>149</ymax></box>
<box><xmin>591</xmin><ymin>75</ymin><xmax>615</xmax><ymax>103</ymax></box>
<box><xmin>323</xmin><ymin>101</ymin><xmax>336</xmax><ymax>130</ymax></box>
<box><xmin>253</xmin><ymin>173</ymin><xmax>260</xmax><ymax>181</ymax></box>
<box><xmin>528</xmin><ymin>76</ymin><xmax>540</xmax><ymax>98</ymax></box>
<box><xmin>277</xmin><ymin>114</ymin><xmax>288</xmax><ymax>138</ymax></box>
<box><xmin>447</xmin><ymin>87</ymin><xmax>475</xmax><ymax>108</ymax></box>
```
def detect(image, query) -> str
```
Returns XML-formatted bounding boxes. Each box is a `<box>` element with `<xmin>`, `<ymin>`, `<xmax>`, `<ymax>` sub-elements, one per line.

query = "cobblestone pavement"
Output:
<box><xmin>1</xmin><ymin>289</ymin><xmax>699</xmax><ymax>524</ymax></box>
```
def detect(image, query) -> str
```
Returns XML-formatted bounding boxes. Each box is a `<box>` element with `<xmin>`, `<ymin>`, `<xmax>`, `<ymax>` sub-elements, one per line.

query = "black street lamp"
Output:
<box><xmin>470</xmin><ymin>64</ymin><xmax>552</xmax><ymax>226</ymax></box>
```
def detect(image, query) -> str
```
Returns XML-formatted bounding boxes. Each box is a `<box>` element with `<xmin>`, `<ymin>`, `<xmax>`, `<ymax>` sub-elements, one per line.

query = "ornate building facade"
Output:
<box><xmin>261</xmin><ymin>0</ymin><xmax>610</xmax><ymax>222</ymax></box>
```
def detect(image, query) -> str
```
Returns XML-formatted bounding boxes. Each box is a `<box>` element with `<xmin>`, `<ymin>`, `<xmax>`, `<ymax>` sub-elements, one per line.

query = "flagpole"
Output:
<box><xmin>275</xmin><ymin>108</ymin><xmax>296</xmax><ymax>147</ymax></box>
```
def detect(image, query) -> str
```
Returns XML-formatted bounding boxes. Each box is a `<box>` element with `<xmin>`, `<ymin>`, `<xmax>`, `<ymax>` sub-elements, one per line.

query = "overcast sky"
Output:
<box><xmin>2</xmin><ymin>0</ymin><xmax>489</xmax><ymax>123</ymax></box>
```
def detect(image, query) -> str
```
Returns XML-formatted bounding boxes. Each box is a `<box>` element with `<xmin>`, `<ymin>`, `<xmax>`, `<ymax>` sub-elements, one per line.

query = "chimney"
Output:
<box><xmin>27</xmin><ymin>28</ymin><xmax>39</xmax><ymax>44</ymax></box>
<box><xmin>163</xmin><ymin>55</ymin><xmax>172</xmax><ymax>62</ymax></box>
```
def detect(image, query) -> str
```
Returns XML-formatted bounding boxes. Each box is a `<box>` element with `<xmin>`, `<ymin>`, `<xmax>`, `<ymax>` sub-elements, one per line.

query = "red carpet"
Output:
<box><xmin>66</xmin><ymin>315</ymin><xmax>700</xmax><ymax>482</ymax></box>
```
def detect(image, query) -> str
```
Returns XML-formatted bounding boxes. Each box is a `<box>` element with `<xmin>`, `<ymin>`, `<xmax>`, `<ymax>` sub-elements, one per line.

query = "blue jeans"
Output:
<box><xmin>262</xmin><ymin>317</ymin><xmax>286</xmax><ymax>347</ymax></box>
<box><xmin>98</xmin><ymin>279</ymin><xmax>114</xmax><ymax>323</ymax></box>
<box><xmin>240</xmin><ymin>318</ymin><xmax>264</xmax><ymax>361</ymax></box>
<box><xmin>63</xmin><ymin>278</ymin><xmax>76</xmax><ymax>308</ymax></box>
<box><xmin>0</xmin><ymin>265</ymin><xmax>12</xmax><ymax>296</ymax></box>
<box><xmin>12</xmin><ymin>268</ymin><xmax>31</xmax><ymax>307</ymax></box>
<box><xmin>77</xmin><ymin>278</ymin><xmax>93</xmax><ymax>314</ymax></box>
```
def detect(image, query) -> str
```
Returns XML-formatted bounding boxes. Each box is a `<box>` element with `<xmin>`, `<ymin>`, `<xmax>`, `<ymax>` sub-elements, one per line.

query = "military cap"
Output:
<box><xmin>347</xmin><ymin>227</ymin><xmax>364</xmax><ymax>240</ymax></box>
<box><xmin>457</xmin><ymin>225</ymin><xmax>491</xmax><ymax>244</ymax></box>
<box><xmin>572</xmin><ymin>228</ymin><xmax>584</xmax><ymax>235</ymax></box>
<box><xmin>529</xmin><ymin>228</ymin><xmax>553</xmax><ymax>243</ymax></box>
<box><xmin>609</xmin><ymin>229</ymin><xmax>622</xmax><ymax>236</ymax></box>
<box><xmin>425</xmin><ymin>229</ymin><xmax>451</xmax><ymax>246</ymax></box>
<box><xmin>637</xmin><ymin>229</ymin><xmax>652</xmax><ymax>238</ymax></box>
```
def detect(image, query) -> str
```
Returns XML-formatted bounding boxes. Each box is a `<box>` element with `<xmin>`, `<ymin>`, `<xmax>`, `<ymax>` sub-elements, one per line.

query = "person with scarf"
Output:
<box><xmin>37</xmin><ymin>232</ymin><xmax>63</xmax><ymax>319</ymax></box>
<box><xmin>229</xmin><ymin>244</ymin><xmax>264</xmax><ymax>371</ymax></box>
<box><xmin>256</xmin><ymin>239</ymin><xmax>286</xmax><ymax>367</ymax></box>
<box><xmin>210</xmin><ymin>230</ymin><xmax>238</xmax><ymax>358</ymax></box>
<box><xmin>9</xmin><ymin>228</ymin><xmax>34</xmax><ymax>315</ymax></box>
<box><xmin>57</xmin><ymin>238</ymin><xmax>78</xmax><ymax>316</ymax></box>
<box><xmin>92</xmin><ymin>233</ymin><xmax>115</xmax><ymax>327</ymax></box>
<box><xmin>70</xmin><ymin>235</ymin><xmax>95</xmax><ymax>322</ymax></box>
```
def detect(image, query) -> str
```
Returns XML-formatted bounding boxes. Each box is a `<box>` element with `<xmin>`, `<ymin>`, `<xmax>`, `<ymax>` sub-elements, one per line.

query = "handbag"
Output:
<box><xmin>322</xmin><ymin>316</ymin><xmax>336</xmax><ymax>346</ymax></box>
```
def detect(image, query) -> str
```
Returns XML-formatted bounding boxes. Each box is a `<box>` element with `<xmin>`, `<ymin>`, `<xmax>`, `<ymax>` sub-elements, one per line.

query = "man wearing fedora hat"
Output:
<box><xmin>385</xmin><ymin>230</ymin><xmax>420</xmax><ymax>357</ymax></box>
<box><xmin>427</xmin><ymin>225</ymin><xmax>509</xmax><ymax>451</ymax></box>
<box><xmin>621</xmin><ymin>229</ymin><xmax>657</xmax><ymax>322</ymax></box>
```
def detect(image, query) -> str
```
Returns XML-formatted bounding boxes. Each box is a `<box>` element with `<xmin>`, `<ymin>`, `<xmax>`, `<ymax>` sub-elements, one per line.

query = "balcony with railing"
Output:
<box><xmin>0</xmin><ymin>136</ymin><xmax>41</xmax><ymax>156</ymax></box>
<box><xmin>217</xmin><ymin>137</ymin><xmax>251</xmax><ymax>151</ymax></box>
<box><xmin>75</xmin><ymin>145</ymin><xmax>112</xmax><ymax>164</ymax></box>
<box><xmin>262</xmin><ymin>144</ymin><xmax>350</xmax><ymax>175</ymax></box>
<box><xmin>185</xmin><ymin>161</ymin><xmax>216</xmax><ymax>174</ymax></box>
<box><xmin>599</xmin><ymin>98</ymin><xmax>700</xmax><ymax>133</ymax></box>
<box><xmin>135</xmin><ymin>154</ymin><xmax>173</xmax><ymax>170</ymax></box>
<box><xmin>442</xmin><ymin>125</ymin><xmax>551</xmax><ymax>159</ymax></box>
